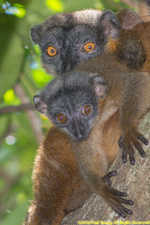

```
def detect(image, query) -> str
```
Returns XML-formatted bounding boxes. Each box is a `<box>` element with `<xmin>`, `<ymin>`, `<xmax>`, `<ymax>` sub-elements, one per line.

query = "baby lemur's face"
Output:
<box><xmin>34</xmin><ymin>72</ymin><xmax>107</xmax><ymax>141</ymax></box>
<box><xmin>31</xmin><ymin>10</ymin><xmax>120</xmax><ymax>75</ymax></box>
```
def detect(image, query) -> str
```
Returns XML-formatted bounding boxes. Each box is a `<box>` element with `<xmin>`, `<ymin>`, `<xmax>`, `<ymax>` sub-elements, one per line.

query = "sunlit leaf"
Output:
<box><xmin>3</xmin><ymin>89</ymin><xmax>21</xmax><ymax>105</ymax></box>
<box><xmin>94</xmin><ymin>1</ymin><xmax>104</xmax><ymax>10</ymax></box>
<box><xmin>5</xmin><ymin>6</ymin><xmax>26</xmax><ymax>18</ymax></box>
<box><xmin>17</xmin><ymin>193</ymin><xmax>26</xmax><ymax>204</ymax></box>
<box><xmin>3</xmin><ymin>89</ymin><xmax>15</xmax><ymax>104</ymax></box>
<box><xmin>34</xmin><ymin>45</ymin><xmax>41</xmax><ymax>54</ymax></box>
<box><xmin>13</xmin><ymin>7</ymin><xmax>26</xmax><ymax>18</ymax></box>
<box><xmin>31</xmin><ymin>68</ymin><xmax>52</xmax><ymax>88</ymax></box>
<box><xmin>46</xmin><ymin>0</ymin><xmax>64</xmax><ymax>12</ymax></box>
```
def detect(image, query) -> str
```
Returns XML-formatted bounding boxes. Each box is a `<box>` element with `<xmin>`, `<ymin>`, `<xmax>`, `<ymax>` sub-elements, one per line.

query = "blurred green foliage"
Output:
<box><xmin>0</xmin><ymin>0</ymin><xmax>136</xmax><ymax>224</ymax></box>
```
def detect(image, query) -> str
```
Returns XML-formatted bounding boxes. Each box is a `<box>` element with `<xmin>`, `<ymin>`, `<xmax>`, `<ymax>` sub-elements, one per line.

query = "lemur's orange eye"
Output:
<box><xmin>82</xmin><ymin>105</ymin><xmax>93</xmax><ymax>116</ymax></box>
<box><xmin>56</xmin><ymin>113</ymin><xmax>67</xmax><ymax>124</ymax></box>
<box><xmin>47</xmin><ymin>46</ymin><xmax>57</xmax><ymax>57</ymax></box>
<box><xmin>81</xmin><ymin>42</ymin><xmax>95</xmax><ymax>53</ymax></box>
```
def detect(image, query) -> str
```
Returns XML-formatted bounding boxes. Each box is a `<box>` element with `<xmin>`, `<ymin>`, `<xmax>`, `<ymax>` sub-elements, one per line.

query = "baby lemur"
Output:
<box><xmin>33</xmin><ymin>71</ymin><xmax>134</xmax><ymax>219</ymax></box>
<box><xmin>34</xmin><ymin>52</ymin><xmax>150</xmax><ymax>219</ymax></box>
<box><xmin>107</xmin><ymin>1</ymin><xmax>150</xmax><ymax>71</ymax></box>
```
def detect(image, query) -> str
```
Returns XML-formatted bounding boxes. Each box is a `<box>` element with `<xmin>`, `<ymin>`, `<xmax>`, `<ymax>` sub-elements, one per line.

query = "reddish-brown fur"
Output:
<box><xmin>25</xmin><ymin>110</ymin><xmax>122</xmax><ymax>225</ymax></box>
<box><xmin>25</xmin><ymin>5</ymin><xmax>150</xmax><ymax>224</ymax></box>
<box><xmin>24</xmin><ymin>127</ymin><xmax>92</xmax><ymax>225</ymax></box>
<box><xmin>138</xmin><ymin>0</ymin><xmax>150</xmax><ymax>22</ymax></box>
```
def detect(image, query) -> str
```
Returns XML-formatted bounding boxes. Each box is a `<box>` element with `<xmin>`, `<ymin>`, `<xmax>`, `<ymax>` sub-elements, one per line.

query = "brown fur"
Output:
<box><xmin>106</xmin><ymin>4</ymin><xmax>150</xmax><ymax>72</ymax></box>
<box><xmin>105</xmin><ymin>1</ymin><xmax>150</xmax><ymax>70</ymax></box>
<box><xmin>138</xmin><ymin>0</ymin><xmax>150</xmax><ymax>22</ymax></box>
<box><xmin>25</xmin><ymin>6</ymin><xmax>150</xmax><ymax>224</ymax></box>
<box><xmin>116</xmin><ymin>22</ymin><xmax>150</xmax><ymax>70</ymax></box>
<box><xmin>74</xmin><ymin>54</ymin><xmax>150</xmax><ymax>211</ymax></box>
<box><xmin>24</xmin><ymin>107</ymin><xmax>122</xmax><ymax>224</ymax></box>
<box><xmin>117</xmin><ymin>9</ymin><xmax>142</xmax><ymax>30</ymax></box>
<box><xmin>28</xmin><ymin>49</ymin><xmax>150</xmax><ymax>221</ymax></box>
<box><xmin>72</xmin><ymin>98</ymin><xmax>121</xmax><ymax>178</ymax></box>
<box><xmin>24</xmin><ymin>127</ymin><xmax>91</xmax><ymax>225</ymax></box>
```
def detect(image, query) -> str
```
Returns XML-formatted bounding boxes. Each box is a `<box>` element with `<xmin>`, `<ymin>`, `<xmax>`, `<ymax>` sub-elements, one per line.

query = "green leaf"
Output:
<box><xmin>3</xmin><ymin>89</ymin><xmax>21</xmax><ymax>105</ymax></box>
<box><xmin>0</xmin><ymin>115</ymin><xmax>9</xmax><ymax>137</ymax></box>
<box><xmin>63</xmin><ymin>0</ymin><xmax>97</xmax><ymax>12</ymax></box>
<box><xmin>1</xmin><ymin>202</ymin><xmax>29</xmax><ymax>225</ymax></box>
<box><xmin>0</xmin><ymin>17</ymin><xmax>24</xmax><ymax>97</ymax></box>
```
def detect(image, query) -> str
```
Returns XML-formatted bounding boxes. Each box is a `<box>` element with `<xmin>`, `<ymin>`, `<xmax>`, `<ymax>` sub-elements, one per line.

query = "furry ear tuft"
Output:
<box><xmin>100</xmin><ymin>10</ymin><xmax>120</xmax><ymax>39</ymax></box>
<box><xmin>33</xmin><ymin>95</ymin><xmax>47</xmax><ymax>114</ymax></box>
<box><xmin>31</xmin><ymin>24</ymin><xmax>42</xmax><ymax>44</ymax></box>
<box><xmin>90</xmin><ymin>75</ymin><xmax>108</xmax><ymax>98</ymax></box>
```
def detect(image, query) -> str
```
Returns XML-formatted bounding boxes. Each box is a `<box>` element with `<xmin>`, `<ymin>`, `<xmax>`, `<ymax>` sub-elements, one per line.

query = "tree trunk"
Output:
<box><xmin>61</xmin><ymin>114</ymin><xmax>150</xmax><ymax>224</ymax></box>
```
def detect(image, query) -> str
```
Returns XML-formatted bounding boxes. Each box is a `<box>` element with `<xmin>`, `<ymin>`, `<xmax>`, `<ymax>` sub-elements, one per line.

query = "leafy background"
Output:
<box><xmin>0</xmin><ymin>0</ymin><xmax>137</xmax><ymax>224</ymax></box>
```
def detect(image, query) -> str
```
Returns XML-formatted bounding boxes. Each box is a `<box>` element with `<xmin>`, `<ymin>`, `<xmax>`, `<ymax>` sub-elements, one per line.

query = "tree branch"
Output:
<box><xmin>0</xmin><ymin>103</ymin><xmax>33</xmax><ymax>115</ymax></box>
<box><xmin>14</xmin><ymin>83</ymin><xmax>43</xmax><ymax>145</ymax></box>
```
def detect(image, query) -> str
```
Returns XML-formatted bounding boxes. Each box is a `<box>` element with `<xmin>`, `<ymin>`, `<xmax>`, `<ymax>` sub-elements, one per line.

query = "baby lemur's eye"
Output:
<box><xmin>56</xmin><ymin>113</ymin><xmax>67</xmax><ymax>124</ymax></box>
<box><xmin>82</xmin><ymin>105</ymin><xmax>93</xmax><ymax>116</ymax></box>
<box><xmin>81</xmin><ymin>42</ymin><xmax>95</xmax><ymax>54</ymax></box>
<box><xmin>46</xmin><ymin>46</ymin><xmax>57</xmax><ymax>57</ymax></box>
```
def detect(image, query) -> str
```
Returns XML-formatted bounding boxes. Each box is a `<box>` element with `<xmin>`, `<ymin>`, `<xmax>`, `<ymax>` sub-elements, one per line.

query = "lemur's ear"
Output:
<box><xmin>33</xmin><ymin>95</ymin><xmax>47</xmax><ymax>114</ymax></box>
<box><xmin>90</xmin><ymin>75</ymin><xmax>108</xmax><ymax>98</ymax></box>
<box><xmin>117</xmin><ymin>9</ymin><xmax>142</xmax><ymax>30</ymax></box>
<box><xmin>100</xmin><ymin>10</ymin><xmax>120</xmax><ymax>39</ymax></box>
<box><xmin>31</xmin><ymin>24</ymin><xmax>42</xmax><ymax>44</ymax></box>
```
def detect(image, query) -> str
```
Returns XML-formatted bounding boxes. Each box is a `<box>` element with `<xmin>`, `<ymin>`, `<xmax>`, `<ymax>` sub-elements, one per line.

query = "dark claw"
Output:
<box><xmin>122</xmin><ymin>146</ymin><xmax>127</xmax><ymax>163</ymax></box>
<box><xmin>124</xmin><ymin>208</ymin><xmax>132</xmax><ymax>215</ymax></box>
<box><xmin>119</xmin><ymin>130</ymin><xmax>148</xmax><ymax>164</ymax></box>
<box><xmin>141</xmin><ymin>152</ymin><xmax>146</xmax><ymax>158</ymax></box>
<box><xmin>129</xmin><ymin>200</ymin><xmax>134</xmax><ymax>205</ymax></box>
<box><xmin>118</xmin><ymin>135</ymin><xmax>123</xmax><ymax>148</ymax></box>
<box><xmin>114</xmin><ymin>203</ymin><xmax>133</xmax><ymax>218</ymax></box>
<box><xmin>119</xmin><ymin>212</ymin><xmax>126</xmax><ymax>218</ymax></box>
<box><xmin>107</xmin><ymin>171</ymin><xmax>117</xmax><ymax>178</ymax></box>
<box><xmin>128</xmin><ymin>146</ymin><xmax>135</xmax><ymax>165</ymax></box>
<box><xmin>122</xmin><ymin>192</ymin><xmax>127</xmax><ymax>197</ymax></box>
<box><xmin>118</xmin><ymin>198</ymin><xmax>134</xmax><ymax>205</ymax></box>
<box><xmin>105</xmin><ymin>184</ymin><xmax>133</xmax><ymax>218</ymax></box>
<box><xmin>137</xmin><ymin>133</ymin><xmax>149</xmax><ymax>145</ymax></box>
<box><xmin>133</xmin><ymin>140</ymin><xmax>146</xmax><ymax>158</ymax></box>
<box><xmin>122</xmin><ymin>157</ymin><xmax>127</xmax><ymax>163</ymax></box>
<box><xmin>110</xmin><ymin>188</ymin><xmax>127</xmax><ymax>197</ymax></box>
<box><xmin>130</xmin><ymin>159</ymin><xmax>135</xmax><ymax>165</ymax></box>
<box><xmin>113</xmin><ymin>209</ymin><xmax>125</xmax><ymax>218</ymax></box>
<box><xmin>103</xmin><ymin>171</ymin><xmax>117</xmax><ymax>186</ymax></box>
<box><xmin>129</xmin><ymin>156</ymin><xmax>135</xmax><ymax>165</ymax></box>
